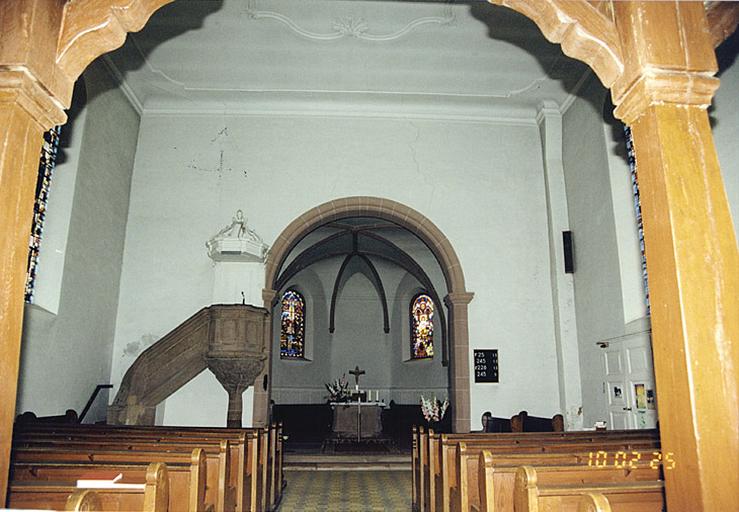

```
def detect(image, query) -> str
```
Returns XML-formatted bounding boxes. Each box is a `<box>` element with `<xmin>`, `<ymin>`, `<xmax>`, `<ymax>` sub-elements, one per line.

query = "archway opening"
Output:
<box><xmin>262</xmin><ymin>198</ymin><xmax>473</xmax><ymax>436</ymax></box>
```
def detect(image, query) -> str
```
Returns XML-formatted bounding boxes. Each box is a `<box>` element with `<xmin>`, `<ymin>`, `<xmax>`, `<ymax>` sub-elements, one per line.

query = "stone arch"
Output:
<box><xmin>262</xmin><ymin>197</ymin><xmax>474</xmax><ymax>433</ymax></box>
<box><xmin>264</xmin><ymin>197</ymin><xmax>467</xmax><ymax>295</ymax></box>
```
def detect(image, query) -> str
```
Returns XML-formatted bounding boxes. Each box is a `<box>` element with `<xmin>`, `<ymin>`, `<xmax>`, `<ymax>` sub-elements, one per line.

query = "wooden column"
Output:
<box><xmin>611</xmin><ymin>3</ymin><xmax>739</xmax><ymax>511</ymax></box>
<box><xmin>0</xmin><ymin>1</ymin><xmax>68</xmax><ymax>502</ymax></box>
<box><xmin>0</xmin><ymin>87</ymin><xmax>45</xmax><ymax>507</ymax></box>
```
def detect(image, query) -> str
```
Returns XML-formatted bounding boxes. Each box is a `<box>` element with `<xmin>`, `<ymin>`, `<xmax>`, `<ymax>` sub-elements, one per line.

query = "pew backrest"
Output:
<box><xmin>65</xmin><ymin>489</ymin><xmax>102</xmax><ymax>511</ymax></box>
<box><xmin>513</xmin><ymin>465</ymin><xmax>664</xmax><ymax>512</ymax></box>
<box><xmin>578</xmin><ymin>493</ymin><xmax>613</xmax><ymax>512</ymax></box>
<box><xmin>8</xmin><ymin>461</ymin><xmax>169</xmax><ymax>512</ymax></box>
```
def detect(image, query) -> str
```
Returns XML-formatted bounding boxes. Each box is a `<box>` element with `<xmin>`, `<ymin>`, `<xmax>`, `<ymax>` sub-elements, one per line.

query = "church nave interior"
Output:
<box><xmin>3</xmin><ymin>0</ymin><xmax>738</xmax><ymax>510</ymax></box>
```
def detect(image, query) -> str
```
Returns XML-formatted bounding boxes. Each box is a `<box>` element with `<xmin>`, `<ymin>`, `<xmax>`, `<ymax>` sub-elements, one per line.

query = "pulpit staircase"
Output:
<box><xmin>108</xmin><ymin>304</ymin><xmax>269</xmax><ymax>426</ymax></box>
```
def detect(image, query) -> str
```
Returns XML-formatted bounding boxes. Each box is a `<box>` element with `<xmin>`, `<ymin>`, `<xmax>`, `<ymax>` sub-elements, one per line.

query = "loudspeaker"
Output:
<box><xmin>563</xmin><ymin>231</ymin><xmax>574</xmax><ymax>273</ymax></box>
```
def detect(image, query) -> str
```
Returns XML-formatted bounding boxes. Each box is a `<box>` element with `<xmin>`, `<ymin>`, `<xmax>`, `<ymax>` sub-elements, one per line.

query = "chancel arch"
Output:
<box><xmin>263</xmin><ymin>197</ymin><xmax>472</xmax><ymax>433</ymax></box>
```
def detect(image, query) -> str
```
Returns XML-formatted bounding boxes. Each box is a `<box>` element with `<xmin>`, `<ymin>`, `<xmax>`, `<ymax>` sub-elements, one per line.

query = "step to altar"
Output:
<box><xmin>284</xmin><ymin>453</ymin><xmax>411</xmax><ymax>471</ymax></box>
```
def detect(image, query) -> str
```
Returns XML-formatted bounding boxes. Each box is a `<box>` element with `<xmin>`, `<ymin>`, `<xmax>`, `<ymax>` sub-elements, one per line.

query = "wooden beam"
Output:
<box><xmin>488</xmin><ymin>0</ymin><xmax>623</xmax><ymax>87</ymax></box>
<box><xmin>610</xmin><ymin>2</ymin><xmax>739</xmax><ymax>510</ymax></box>
<box><xmin>705</xmin><ymin>2</ymin><xmax>739</xmax><ymax>48</ymax></box>
<box><xmin>629</xmin><ymin>103</ymin><xmax>738</xmax><ymax>512</ymax></box>
<box><xmin>0</xmin><ymin>87</ymin><xmax>48</xmax><ymax>508</ymax></box>
<box><xmin>0</xmin><ymin>1</ymin><xmax>69</xmax><ymax>501</ymax></box>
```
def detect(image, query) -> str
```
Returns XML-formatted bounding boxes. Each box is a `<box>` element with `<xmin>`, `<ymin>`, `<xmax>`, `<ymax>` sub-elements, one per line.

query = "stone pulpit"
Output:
<box><xmin>108</xmin><ymin>304</ymin><xmax>269</xmax><ymax>427</ymax></box>
<box><xmin>206</xmin><ymin>305</ymin><xmax>269</xmax><ymax>427</ymax></box>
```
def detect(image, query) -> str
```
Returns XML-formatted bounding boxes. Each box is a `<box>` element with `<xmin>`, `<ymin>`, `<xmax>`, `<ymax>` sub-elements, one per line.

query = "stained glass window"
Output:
<box><xmin>280</xmin><ymin>290</ymin><xmax>306</xmax><ymax>359</ymax></box>
<box><xmin>25</xmin><ymin>126</ymin><xmax>61</xmax><ymax>303</ymax></box>
<box><xmin>624</xmin><ymin>126</ymin><xmax>650</xmax><ymax>315</ymax></box>
<box><xmin>411</xmin><ymin>293</ymin><xmax>434</xmax><ymax>359</ymax></box>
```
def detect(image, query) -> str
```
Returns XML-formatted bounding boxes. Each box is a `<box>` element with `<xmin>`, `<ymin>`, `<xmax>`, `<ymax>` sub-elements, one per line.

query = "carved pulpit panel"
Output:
<box><xmin>206</xmin><ymin>304</ymin><xmax>269</xmax><ymax>427</ymax></box>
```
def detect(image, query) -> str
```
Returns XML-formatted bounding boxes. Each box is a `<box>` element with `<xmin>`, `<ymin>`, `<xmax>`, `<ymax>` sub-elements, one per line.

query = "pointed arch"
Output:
<box><xmin>328</xmin><ymin>254</ymin><xmax>390</xmax><ymax>335</ymax></box>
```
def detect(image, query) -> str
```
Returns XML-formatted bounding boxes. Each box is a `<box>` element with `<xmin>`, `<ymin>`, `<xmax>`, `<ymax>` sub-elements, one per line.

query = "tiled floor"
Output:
<box><xmin>277</xmin><ymin>470</ymin><xmax>412</xmax><ymax>511</ymax></box>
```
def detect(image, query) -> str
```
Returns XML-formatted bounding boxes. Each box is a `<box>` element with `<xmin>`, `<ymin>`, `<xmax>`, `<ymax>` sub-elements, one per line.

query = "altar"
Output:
<box><xmin>330</xmin><ymin>401</ymin><xmax>386</xmax><ymax>441</ymax></box>
<box><xmin>327</xmin><ymin>366</ymin><xmax>389</xmax><ymax>444</ymax></box>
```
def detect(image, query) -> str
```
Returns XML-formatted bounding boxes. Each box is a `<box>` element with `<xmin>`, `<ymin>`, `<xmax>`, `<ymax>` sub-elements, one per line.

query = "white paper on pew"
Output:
<box><xmin>77</xmin><ymin>472</ymin><xmax>144</xmax><ymax>489</ymax></box>
<box><xmin>76</xmin><ymin>481</ymin><xmax>146</xmax><ymax>489</ymax></box>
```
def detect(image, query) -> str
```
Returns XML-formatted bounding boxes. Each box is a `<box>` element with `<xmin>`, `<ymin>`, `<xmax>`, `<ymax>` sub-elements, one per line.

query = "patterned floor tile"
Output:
<box><xmin>277</xmin><ymin>471</ymin><xmax>411</xmax><ymax>511</ymax></box>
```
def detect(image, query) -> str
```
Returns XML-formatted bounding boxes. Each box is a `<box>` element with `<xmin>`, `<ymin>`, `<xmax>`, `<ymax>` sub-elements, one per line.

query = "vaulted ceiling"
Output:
<box><xmin>106</xmin><ymin>0</ymin><xmax>590</xmax><ymax>119</ymax></box>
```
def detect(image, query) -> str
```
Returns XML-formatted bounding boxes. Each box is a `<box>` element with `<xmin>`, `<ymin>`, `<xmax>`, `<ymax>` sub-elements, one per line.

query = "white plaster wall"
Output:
<box><xmin>17</xmin><ymin>61</ymin><xmax>140</xmax><ymax>422</ymax></box>
<box><xmin>713</xmin><ymin>54</ymin><xmax>739</xmax><ymax>238</ymax></box>
<box><xmin>536</xmin><ymin>103</ymin><xmax>583</xmax><ymax>430</ymax></box>
<box><xmin>31</xmin><ymin>80</ymin><xmax>88</xmax><ymax>315</ymax></box>
<box><xmin>562</xmin><ymin>79</ymin><xmax>626</xmax><ymax>427</ymax></box>
<box><xmin>601</xmin><ymin>106</ymin><xmax>649</xmax><ymax>325</ymax></box>
<box><xmin>161</xmin><ymin>370</ymin><xmax>253</xmax><ymax>427</ymax></box>
<box><xmin>112</xmin><ymin>113</ymin><xmax>562</xmax><ymax>427</ymax></box>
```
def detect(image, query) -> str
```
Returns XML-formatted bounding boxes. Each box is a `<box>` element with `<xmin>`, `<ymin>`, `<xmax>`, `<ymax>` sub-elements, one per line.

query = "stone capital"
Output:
<box><xmin>262</xmin><ymin>288</ymin><xmax>278</xmax><ymax>307</ymax></box>
<box><xmin>444</xmin><ymin>292</ymin><xmax>475</xmax><ymax>307</ymax></box>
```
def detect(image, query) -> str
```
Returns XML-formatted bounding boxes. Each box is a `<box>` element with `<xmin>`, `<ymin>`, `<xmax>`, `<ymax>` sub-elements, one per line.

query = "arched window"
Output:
<box><xmin>410</xmin><ymin>293</ymin><xmax>434</xmax><ymax>359</ymax></box>
<box><xmin>280</xmin><ymin>290</ymin><xmax>306</xmax><ymax>359</ymax></box>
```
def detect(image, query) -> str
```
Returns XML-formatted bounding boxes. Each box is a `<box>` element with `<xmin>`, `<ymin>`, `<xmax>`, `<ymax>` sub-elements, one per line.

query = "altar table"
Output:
<box><xmin>330</xmin><ymin>402</ymin><xmax>385</xmax><ymax>441</ymax></box>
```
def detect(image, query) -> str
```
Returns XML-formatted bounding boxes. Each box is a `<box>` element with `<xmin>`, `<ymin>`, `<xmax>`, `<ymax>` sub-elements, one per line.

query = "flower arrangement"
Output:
<box><xmin>325</xmin><ymin>374</ymin><xmax>351</xmax><ymax>402</ymax></box>
<box><xmin>420</xmin><ymin>395</ymin><xmax>449</xmax><ymax>423</ymax></box>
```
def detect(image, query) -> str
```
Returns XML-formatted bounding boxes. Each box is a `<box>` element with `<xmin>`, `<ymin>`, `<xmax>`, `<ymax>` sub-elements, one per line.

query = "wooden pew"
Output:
<box><xmin>12</xmin><ymin>442</ymin><xmax>228</xmax><ymax>512</ymax></box>
<box><xmin>11</xmin><ymin>448</ymin><xmax>207</xmax><ymax>512</ymax></box>
<box><xmin>8</xmin><ymin>461</ymin><xmax>169</xmax><ymax>511</ymax></box>
<box><xmin>472</xmin><ymin>450</ymin><xmax>664</xmax><ymax>512</ymax></box>
<box><xmin>14</xmin><ymin>424</ymin><xmax>276</xmax><ymax>512</ymax></box>
<box><xmin>65</xmin><ymin>489</ymin><xmax>104</xmax><ymax>511</ymax></box>
<box><xmin>577</xmin><ymin>493</ymin><xmax>613</xmax><ymax>512</ymax></box>
<box><xmin>412</xmin><ymin>425</ymin><xmax>427</xmax><ymax>512</ymax></box>
<box><xmin>512</xmin><ymin>465</ymin><xmax>664</xmax><ymax>512</ymax></box>
<box><xmin>453</xmin><ymin>438</ymin><xmax>661</xmax><ymax>512</ymax></box>
<box><xmin>510</xmin><ymin>411</ymin><xmax>564</xmax><ymax>433</ymax></box>
<box><xmin>31</xmin><ymin>422</ymin><xmax>285</xmax><ymax>511</ymax></box>
<box><xmin>431</xmin><ymin>432</ymin><xmax>659</xmax><ymax>512</ymax></box>
<box><xmin>413</xmin><ymin>426</ymin><xmax>419</xmax><ymax>511</ymax></box>
<box><xmin>415</xmin><ymin>428</ymin><xmax>659</xmax><ymax>510</ymax></box>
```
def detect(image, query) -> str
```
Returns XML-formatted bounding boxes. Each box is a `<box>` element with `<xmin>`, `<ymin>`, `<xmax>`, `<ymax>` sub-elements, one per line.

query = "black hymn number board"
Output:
<box><xmin>474</xmin><ymin>349</ymin><xmax>499</xmax><ymax>383</ymax></box>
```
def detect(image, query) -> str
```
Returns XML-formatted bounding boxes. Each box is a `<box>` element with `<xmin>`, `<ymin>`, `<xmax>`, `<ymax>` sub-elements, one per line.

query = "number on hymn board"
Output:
<box><xmin>473</xmin><ymin>349</ymin><xmax>499</xmax><ymax>383</ymax></box>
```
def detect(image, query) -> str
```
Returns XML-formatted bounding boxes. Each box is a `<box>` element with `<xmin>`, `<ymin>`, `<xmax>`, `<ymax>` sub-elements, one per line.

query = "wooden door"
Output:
<box><xmin>602</xmin><ymin>333</ymin><xmax>658</xmax><ymax>430</ymax></box>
